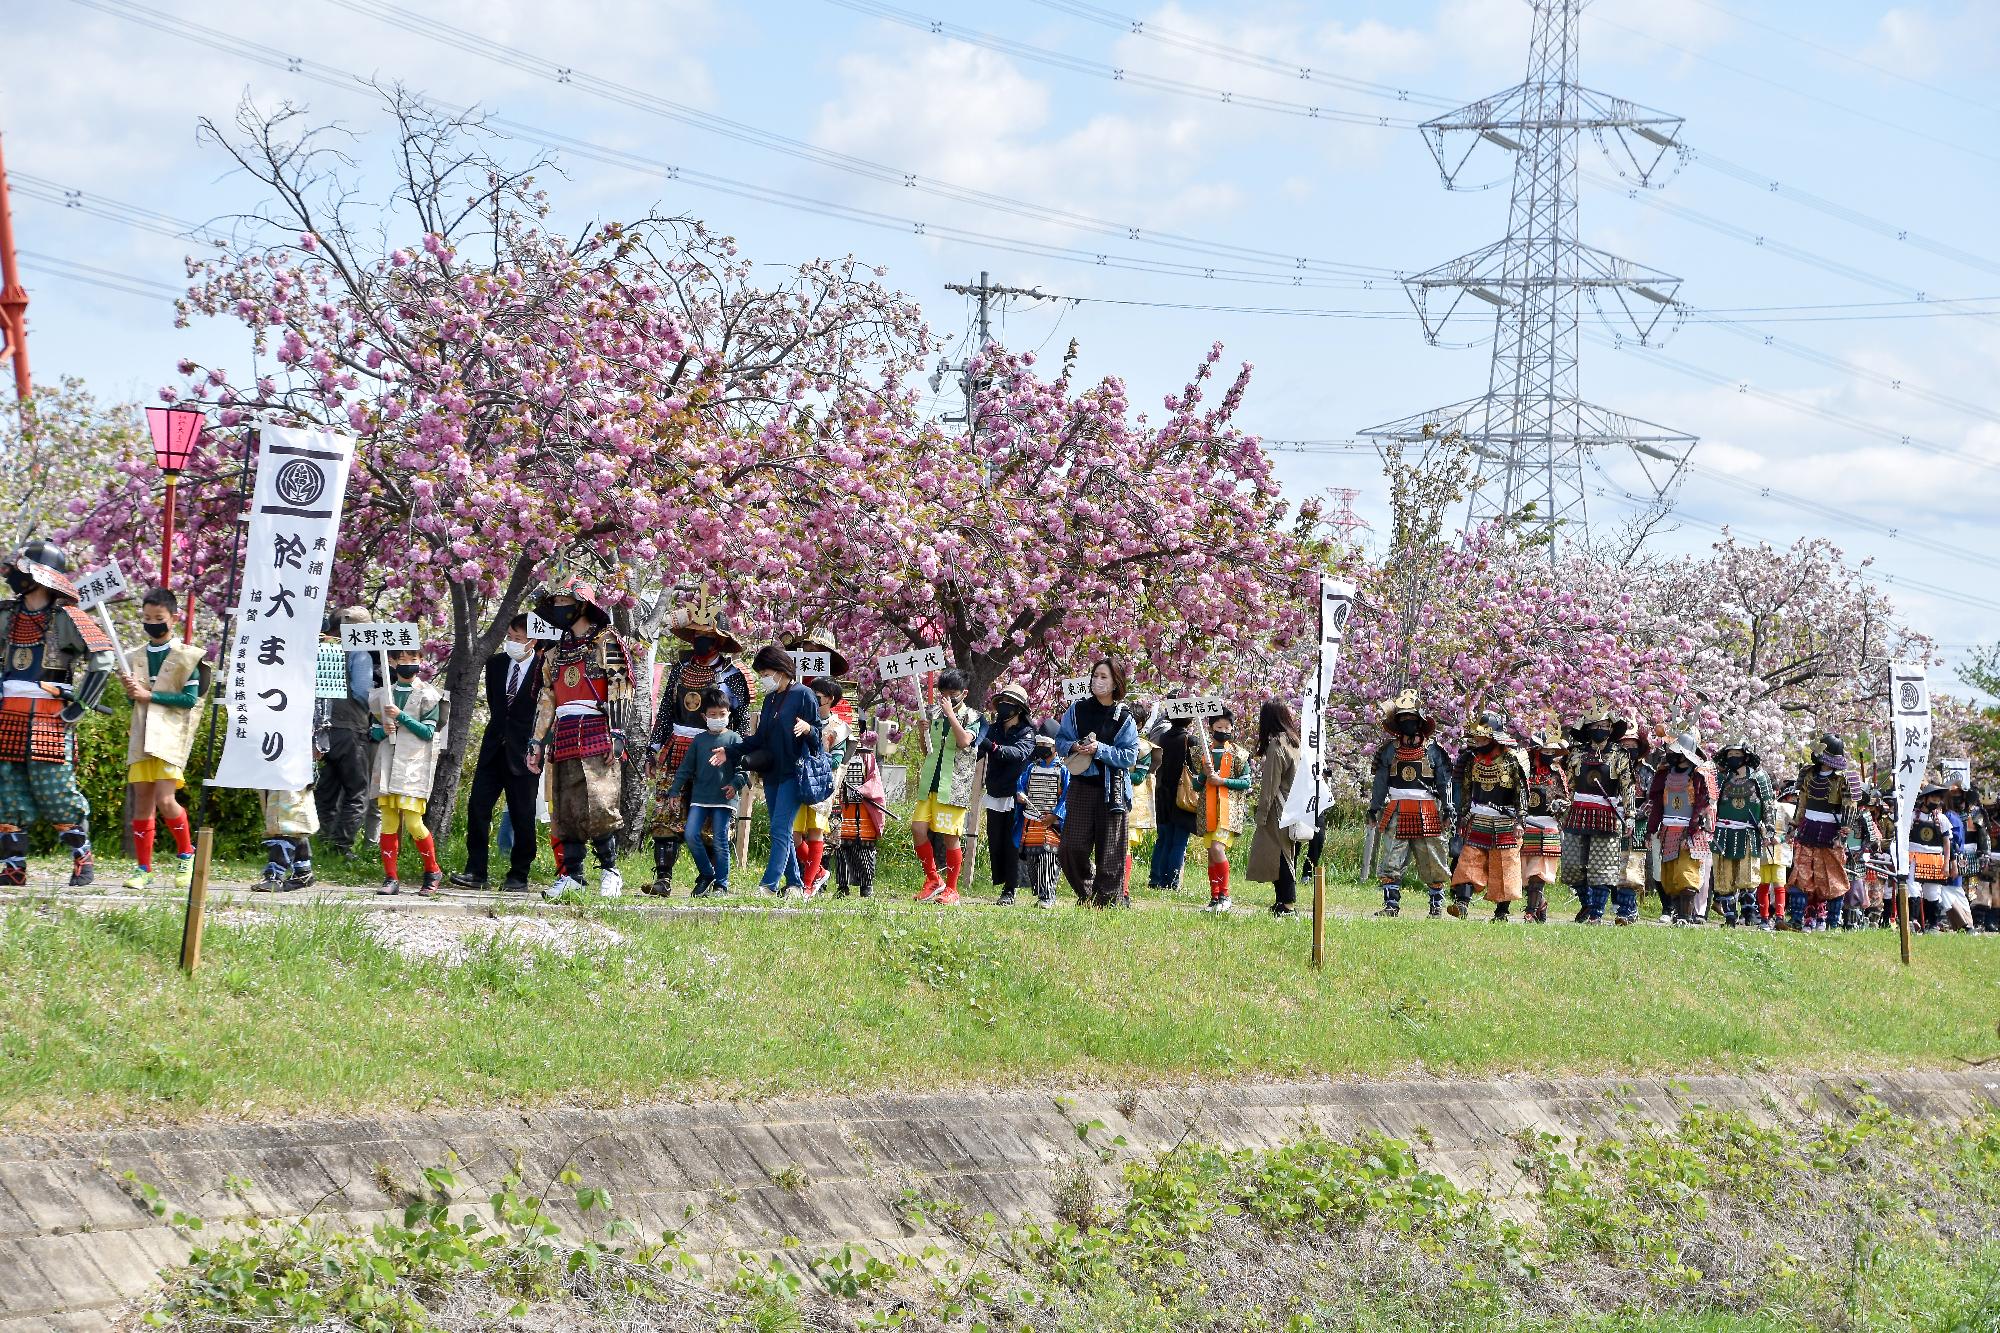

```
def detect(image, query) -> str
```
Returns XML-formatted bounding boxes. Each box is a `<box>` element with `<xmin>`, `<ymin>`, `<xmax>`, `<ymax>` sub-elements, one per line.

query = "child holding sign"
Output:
<box><xmin>370</xmin><ymin>647</ymin><xmax>446</xmax><ymax>896</ymax></box>
<box><xmin>119</xmin><ymin>588</ymin><xmax>206</xmax><ymax>890</ymax></box>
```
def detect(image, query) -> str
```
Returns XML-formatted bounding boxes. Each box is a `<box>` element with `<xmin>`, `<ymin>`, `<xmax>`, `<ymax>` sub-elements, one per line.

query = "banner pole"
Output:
<box><xmin>1897</xmin><ymin>877</ymin><xmax>1913</xmax><ymax>967</ymax></box>
<box><xmin>1311</xmin><ymin>859</ymin><xmax>1326</xmax><ymax>970</ymax></box>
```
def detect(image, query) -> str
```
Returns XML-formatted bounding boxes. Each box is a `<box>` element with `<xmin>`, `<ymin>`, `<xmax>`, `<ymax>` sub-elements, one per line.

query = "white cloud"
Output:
<box><xmin>1858</xmin><ymin>4</ymin><xmax>2000</xmax><ymax>77</ymax></box>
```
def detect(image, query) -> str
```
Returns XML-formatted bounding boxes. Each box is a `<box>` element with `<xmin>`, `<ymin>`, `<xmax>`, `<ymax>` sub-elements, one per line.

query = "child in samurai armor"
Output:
<box><xmin>0</xmin><ymin>540</ymin><xmax>115</xmax><ymax>886</ymax></box>
<box><xmin>370</xmin><ymin>647</ymin><xmax>446</xmax><ymax>897</ymax></box>
<box><xmin>1015</xmin><ymin>727</ymin><xmax>1069</xmax><ymax>908</ymax></box>
<box><xmin>1561</xmin><ymin>710</ymin><xmax>1635</xmax><ymax>925</ymax></box>
<box><xmin>1950</xmin><ymin>786</ymin><xmax>1989</xmax><ymax>930</ymax></box>
<box><xmin>1367</xmin><ymin>690</ymin><xmax>1455</xmax><ymax>918</ymax></box>
<box><xmin>1451</xmin><ymin>710</ymin><xmax>1529</xmax><ymax>921</ymax></box>
<box><xmin>1196</xmin><ymin>708</ymin><xmax>1252</xmax><ymax>914</ymax></box>
<box><xmin>1649</xmin><ymin>730</ymin><xmax>1716</xmax><ymax>927</ymax></box>
<box><xmin>1786</xmin><ymin>735</ymin><xmax>1856</xmax><ymax>931</ymax></box>
<box><xmin>793</xmin><ymin>676</ymin><xmax>849</xmax><ymax>898</ymax></box>
<box><xmin>663</xmin><ymin>687</ymin><xmax>744</xmax><ymax>897</ymax></box>
<box><xmin>835</xmin><ymin>724</ymin><xmax>889</xmax><ymax>898</ymax></box>
<box><xmin>913</xmin><ymin>668</ymin><xmax>982</xmax><ymax>906</ymax></box>
<box><xmin>1909</xmin><ymin>783</ymin><xmax>1968</xmax><ymax>932</ymax></box>
<box><xmin>119</xmin><ymin>586</ymin><xmax>207</xmax><ymax>890</ymax></box>
<box><xmin>1757</xmin><ymin>780</ymin><xmax>1796</xmax><ymax>929</ymax></box>
<box><xmin>529</xmin><ymin>580</ymin><xmax>634</xmax><ymax>899</ymax></box>
<box><xmin>1707</xmin><ymin>740</ymin><xmax>1775</xmax><ymax>928</ymax></box>
<box><xmin>1519</xmin><ymin>728</ymin><xmax>1570</xmax><ymax>924</ymax></box>
<box><xmin>646</xmin><ymin>595</ymin><xmax>748</xmax><ymax>897</ymax></box>
<box><xmin>1974</xmin><ymin>794</ymin><xmax>2000</xmax><ymax>932</ymax></box>
<box><xmin>1614</xmin><ymin>720</ymin><xmax>1660</xmax><ymax>922</ymax></box>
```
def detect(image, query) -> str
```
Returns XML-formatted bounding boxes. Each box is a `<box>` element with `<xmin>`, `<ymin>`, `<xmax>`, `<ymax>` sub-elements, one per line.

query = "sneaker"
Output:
<box><xmin>123</xmin><ymin>866</ymin><xmax>153</xmax><ymax>891</ymax></box>
<box><xmin>172</xmin><ymin>854</ymin><xmax>195</xmax><ymax>891</ymax></box>
<box><xmin>760</xmin><ymin>882</ymin><xmax>785</xmax><ymax>897</ymax></box>
<box><xmin>690</xmin><ymin>880</ymin><xmax>712</xmax><ymax>899</ymax></box>
<box><xmin>997</xmin><ymin>890</ymin><xmax>1017</xmax><ymax>906</ymax></box>
<box><xmin>543</xmin><ymin>874</ymin><xmax>585</xmax><ymax>900</ymax></box>
<box><xmin>1427</xmin><ymin>903</ymin><xmax>1443</xmax><ymax>919</ymax></box>
<box><xmin>643</xmin><ymin>879</ymin><xmax>673</xmax><ymax>898</ymax></box>
<box><xmin>252</xmin><ymin>870</ymin><xmax>279</xmax><ymax>894</ymax></box>
<box><xmin>419</xmin><ymin>871</ymin><xmax>443</xmax><ymax>897</ymax></box>
<box><xmin>448</xmin><ymin>871</ymin><xmax>489</xmax><ymax>891</ymax></box>
<box><xmin>708</xmin><ymin>883</ymin><xmax>732</xmax><ymax>898</ymax></box>
<box><xmin>858</xmin><ymin>886</ymin><xmax>873</xmax><ymax>898</ymax></box>
<box><xmin>1270</xmin><ymin>904</ymin><xmax>1298</xmax><ymax>919</ymax></box>
<box><xmin>1035</xmin><ymin>893</ymin><xmax>1054</xmax><ymax>909</ymax></box>
<box><xmin>914</xmin><ymin>878</ymin><xmax>944</xmax><ymax>903</ymax></box>
<box><xmin>284</xmin><ymin>864</ymin><xmax>314</xmax><ymax>892</ymax></box>
<box><xmin>499</xmin><ymin>875</ymin><xmax>531</xmax><ymax>894</ymax></box>
<box><xmin>809</xmin><ymin>869</ymin><xmax>830</xmax><ymax>897</ymax></box>
<box><xmin>1761</xmin><ymin>918</ymin><xmax>1776</xmax><ymax>932</ymax></box>
<box><xmin>799</xmin><ymin>878</ymin><xmax>818</xmax><ymax>900</ymax></box>
<box><xmin>1374</xmin><ymin>906</ymin><xmax>1401</xmax><ymax>918</ymax></box>
<box><xmin>1614</xmin><ymin>915</ymin><xmax>1636</xmax><ymax>927</ymax></box>
<box><xmin>378</xmin><ymin>878</ymin><xmax>402</xmax><ymax>897</ymax></box>
<box><xmin>1207</xmin><ymin>896</ymin><xmax>1231</xmax><ymax>913</ymax></box>
<box><xmin>599</xmin><ymin>868</ymin><xmax>623</xmax><ymax>898</ymax></box>
<box><xmin>69</xmin><ymin>850</ymin><xmax>95</xmax><ymax>887</ymax></box>
<box><xmin>936</xmin><ymin>886</ymin><xmax>962</xmax><ymax>906</ymax></box>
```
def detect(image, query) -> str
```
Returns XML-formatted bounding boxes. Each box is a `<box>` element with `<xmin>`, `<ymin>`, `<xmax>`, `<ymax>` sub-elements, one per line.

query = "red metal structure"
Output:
<box><xmin>0</xmin><ymin>135</ymin><xmax>30</xmax><ymax>407</ymax></box>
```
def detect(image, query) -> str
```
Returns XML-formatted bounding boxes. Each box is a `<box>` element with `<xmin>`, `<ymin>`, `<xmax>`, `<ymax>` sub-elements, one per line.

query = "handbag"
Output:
<box><xmin>796</xmin><ymin>718</ymin><xmax>834</xmax><ymax>804</ymax></box>
<box><xmin>1175</xmin><ymin>734</ymin><xmax>1205</xmax><ymax>815</ymax></box>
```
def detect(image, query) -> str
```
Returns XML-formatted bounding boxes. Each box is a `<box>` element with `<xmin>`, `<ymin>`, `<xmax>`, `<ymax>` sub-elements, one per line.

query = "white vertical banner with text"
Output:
<box><xmin>1888</xmin><ymin>660</ymin><xmax>1931</xmax><ymax>886</ymax></box>
<box><xmin>209</xmin><ymin>427</ymin><xmax>357</xmax><ymax>791</ymax></box>
<box><xmin>1281</xmin><ymin>576</ymin><xmax>1358</xmax><ymax>841</ymax></box>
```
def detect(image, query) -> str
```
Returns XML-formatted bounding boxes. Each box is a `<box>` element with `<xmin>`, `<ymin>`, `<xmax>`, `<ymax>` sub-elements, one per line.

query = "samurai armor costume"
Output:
<box><xmin>1368</xmin><ymin>692</ymin><xmax>1455</xmax><ymax>916</ymax></box>
<box><xmin>1519</xmin><ymin>744</ymin><xmax>1569</xmax><ymax>922</ymax></box>
<box><xmin>1787</xmin><ymin>750</ymin><xmax>1855</xmax><ymax>927</ymax></box>
<box><xmin>1647</xmin><ymin>739</ymin><xmax>1715</xmax><ymax>923</ymax></box>
<box><xmin>1452</xmin><ymin>739</ymin><xmax>1528</xmax><ymax>914</ymax></box>
<box><xmin>835</xmin><ymin>746</ymin><xmax>886</xmax><ymax>898</ymax></box>
<box><xmin>1709</xmin><ymin>756</ymin><xmax>1774</xmax><ymax>924</ymax></box>
<box><xmin>0</xmin><ymin>547</ymin><xmax>115</xmax><ymax>888</ymax></box>
<box><xmin>258</xmin><ymin>786</ymin><xmax>319</xmax><ymax>890</ymax></box>
<box><xmin>533</xmin><ymin>598</ymin><xmax>634</xmax><ymax>881</ymax></box>
<box><xmin>1562</xmin><ymin>739</ymin><xmax>1633</xmax><ymax>922</ymax></box>
<box><xmin>1017</xmin><ymin>759</ymin><xmax>1068</xmax><ymax>905</ymax></box>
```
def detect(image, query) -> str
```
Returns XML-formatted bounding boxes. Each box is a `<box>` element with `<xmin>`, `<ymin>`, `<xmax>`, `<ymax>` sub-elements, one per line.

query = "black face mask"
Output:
<box><xmin>143</xmin><ymin>622</ymin><xmax>173</xmax><ymax>641</ymax></box>
<box><xmin>1583</xmin><ymin>727</ymin><xmax>1608</xmax><ymax>744</ymax></box>
<box><xmin>692</xmin><ymin>635</ymin><xmax>716</xmax><ymax>655</ymax></box>
<box><xmin>547</xmin><ymin>604</ymin><xmax>579</xmax><ymax>629</ymax></box>
<box><xmin>5</xmin><ymin>571</ymin><xmax>34</xmax><ymax>595</ymax></box>
<box><xmin>393</xmin><ymin>664</ymin><xmax>420</xmax><ymax>681</ymax></box>
<box><xmin>1672</xmin><ymin>757</ymin><xmax>1692</xmax><ymax>772</ymax></box>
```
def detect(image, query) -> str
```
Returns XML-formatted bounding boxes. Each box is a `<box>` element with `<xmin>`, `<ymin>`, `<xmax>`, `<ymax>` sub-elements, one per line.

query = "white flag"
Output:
<box><xmin>1888</xmin><ymin>660</ymin><xmax>1931</xmax><ymax>886</ymax></box>
<box><xmin>209</xmin><ymin>427</ymin><xmax>357</xmax><ymax>791</ymax></box>
<box><xmin>1282</xmin><ymin>577</ymin><xmax>1357</xmax><ymax>841</ymax></box>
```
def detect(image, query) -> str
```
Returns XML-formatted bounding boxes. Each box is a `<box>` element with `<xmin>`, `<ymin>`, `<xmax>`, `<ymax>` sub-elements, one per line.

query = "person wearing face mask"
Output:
<box><xmin>1366</xmin><ymin>690</ymin><xmax>1455</xmax><ymax>918</ymax></box>
<box><xmin>449</xmin><ymin>615</ymin><xmax>545</xmax><ymax>893</ymax></box>
<box><xmin>117</xmin><ymin>586</ymin><xmax>208</xmax><ymax>891</ymax></box>
<box><xmin>1647</xmin><ymin>730</ymin><xmax>1716</xmax><ymax>926</ymax></box>
<box><xmin>1054</xmin><ymin>657</ymin><xmax>1142</xmax><ymax>908</ymax></box>
<box><xmin>1561</xmin><ymin>709</ymin><xmax>1635</xmax><ymax>925</ymax></box>
<box><xmin>1614</xmin><ymin>721</ymin><xmax>1662</xmax><ymax>922</ymax></box>
<box><xmin>1450</xmin><ymin>710</ymin><xmax>1530</xmax><ymax>922</ymax></box>
<box><xmin>528</xmin><ymin>580</ymin><xmax>635</xmax><ymax>899</ymax></box>
<box><xmin>974</xmin><ymin>682</ymin><xmax>1037</xmax><ymax>905</ymax></box>
<box><xmin>664</xmin><ymin>687</ymin><xmax>746</xmax><ymax>895</ymax></box>
<box><xmin>644</xmin><ymin>596</ymin><xmax>748</xmax><ymax>898</ymax></box>
<box><xmin>1784</xmin><ymin>734</ymin><xmax>1857</xmax><ymax>931</ymax></box>
<box><xmin>367</xmin><ymin>647</ymin><xmax>446</xmax><ymax>896</ymax></box>
<box><xmin>0</xmin><ymin>540</ymin><xmax>116</xmax><ymax>887</ymax></box>
<box><xmin>1519</xmin><ymin>727</ymin><xmax>1571</xmax><ymax>924</ymax></box>
<box><xmin>912</xmin><ymin>667</ymin><xmax>981</xmax><ymax>905</ymax></box>
<box><xmin>715</xmin><ymin>644</ymin><xmax>823</xmax><ymax>897</ymax></box>
<box><xmin>1758</xmin><ymin>779</ymin><xmax>1796</xmax><ymax>929</ymax></box>
<box><xmin>1707</xmin><ymin>741</ymin><xmax>1776</xmax><ymax>929</ymax></box>
<box><xmin>1193</xmin><ymin>708</ymin><xmax>1252</xmax><ymax>913</ymax></box>
<box><xmin>1908</xmin><ymin>782</ymin><xmax>1971</xmax><ymax>933</ymax></box>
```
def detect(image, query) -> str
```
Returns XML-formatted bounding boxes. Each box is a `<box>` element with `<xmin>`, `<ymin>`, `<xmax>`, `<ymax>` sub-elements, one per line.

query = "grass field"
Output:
<box><xmin>4</xmin><ymin>871</ymin><xmax>1996</xmax><ymax>1126</ymax></box>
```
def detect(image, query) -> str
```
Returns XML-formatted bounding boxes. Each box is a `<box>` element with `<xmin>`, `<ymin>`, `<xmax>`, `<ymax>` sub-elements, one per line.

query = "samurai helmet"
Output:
<box><xmin>1568</xmin><ymin>701</ymin><xmax>1626</xmax><ymax>742</ymax></box>
<box><xmin>1811</xmin><ymin>733</ymin><xmax>1847</xmax><ymax>769</ymax></box>
<box><xmin>670</xmin><ymin>587</ymin><xmax>744</xmax><ymax>655</ymax></box>
<box><xmin>1378</xmin><ymin>688</ymin><xmax>1435</xmax><ymax>738</ymax></box>
<box><xmin>1463</xmin><ymin>708</ymin><xmax>1516</xmax><ymax>749</ymax></box>
<box><xmin>6</xmin><ymin>539</ymin><xmax>80</xmax><ymax>604</ymax></box>
<box><xmin>1713</xmin><ymin>739</ymin><xmax>1759</xmax><ymax>768</ymax></box>
<box><xmin>1530</xmin><ymin>725</ymin><xmax>1570</xmax><ymax>753</ymax></box>
<box><xmin>1663</xmin><ymin>728</ymin><xmax>1706</xmax><ymax>765</ymax></box>
<box><xmin>533</xmin><ymin>578</ymin><xmax>609</xmax><ymax>627</ymax></box>
<box><xmin>781</xmin><ymin>626</ymin><xmax>850</xmax><ymax>678</ymax></box>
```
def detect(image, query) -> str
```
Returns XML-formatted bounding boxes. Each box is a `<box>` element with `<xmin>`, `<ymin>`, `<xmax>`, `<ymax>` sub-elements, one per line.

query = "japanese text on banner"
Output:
<box><xmin>1282</xmin><ymin>577</ymin><xmax>1358</xmax><ymax>840</ymax></box>
<box><xmin>208</xmin><ymin>427</ymin><xmax>357</xmax><ymax>791</ymax></box>
<box><xmin>1888</xmin><ymin>660</ymin><xmax>1930</xmax><ymax>882</ymax></box>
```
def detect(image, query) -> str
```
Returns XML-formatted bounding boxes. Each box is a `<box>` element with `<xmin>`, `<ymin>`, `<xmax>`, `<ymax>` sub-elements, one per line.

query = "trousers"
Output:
<box><xmin>1060</xmin><ymin>779</ymin><xmax>1127</xmax><ymax>906</ymax></box>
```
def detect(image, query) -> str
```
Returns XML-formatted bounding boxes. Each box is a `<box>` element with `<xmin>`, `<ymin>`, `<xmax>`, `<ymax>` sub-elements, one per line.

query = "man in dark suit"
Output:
<box><xmin>451</xmin><ymin>615</ymin><xmax>544</xmax><ymax>891</ymax></box>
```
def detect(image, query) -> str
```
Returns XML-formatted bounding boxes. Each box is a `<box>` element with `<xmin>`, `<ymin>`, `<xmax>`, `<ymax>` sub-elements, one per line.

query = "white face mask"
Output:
<box><xmin>503</xmin><ymin>639</ymin><xmax>532</xmax><ymax>661</ymax></box>
<box><xmin>758</xmin><ymin>673</ymin><xmax>780</xmax><ymax>693</ymax></box>
<box><xmin>705</xmin><ymin>716</ymin><xmax>727</xmax><ymax>733</ymax></box>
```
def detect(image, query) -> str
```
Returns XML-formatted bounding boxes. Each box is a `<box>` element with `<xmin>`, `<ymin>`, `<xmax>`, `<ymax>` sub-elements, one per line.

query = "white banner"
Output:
<box><xmin>1161</xmin><ymin>696</ymin><xmax>1227</xmax><ymax>721</ymax></box>
<box><xmin>1889</xmin><ymin>660</ymin><xmax>1931</xmax><ymax>883</ymax></box>
<box><xmin>1281</xmin><ymin>577</ymin><xmax>1359</xmax><ymax>840</ymax></box>
<box><xmin>1943</xmin><ymin>758</ymin><xmax>1971</xmax><ymax>791</ymax></box>
<box><xmin>878</xmin><ymin>645</ymin><xmax>948</xmax><ymax>681</ymax></box>
<box><xmin>73</xmin><ymin>559</ymin><xmax>129</xmax><ymax>610</ymax></box>
<box><xmin>339</xmin><ymin>622</ymin><xmax>420</xmax><ymax>654</ymax></box>
<box><xmin>1060</xmin><ymin>676</ymin><xmax>1092</xmax><ymax>703</ymax></box>
<box><xmin>209</xmin><ymin>427</ymin><xmax>356</xmax><ymax>791</ymax></box>
<box><xmin>524</xmin><ymin>611</ymin><xmax>561</xmax><ymax>641</ymax></box>
<box><xmin>793</xmin><ymin>650</ymin><xmax>832</xmax><ymax>680</ymax></box>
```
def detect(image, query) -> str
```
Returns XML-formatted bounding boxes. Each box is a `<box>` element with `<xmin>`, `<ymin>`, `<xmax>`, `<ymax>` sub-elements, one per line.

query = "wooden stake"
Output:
<box><xmin>1897</xmin><ymin>878</ymin><xmax>1913</xmax><ymax>967</ymax></box>
<box><xmin>178</xmin><ymin>826</ymin><xmax>213</xmax><ymax>974</ymax></box>
<box><xmin>1310</xmin><ymin>859</ymin><xmax>1326</xmax><ymax>970</ymax></box>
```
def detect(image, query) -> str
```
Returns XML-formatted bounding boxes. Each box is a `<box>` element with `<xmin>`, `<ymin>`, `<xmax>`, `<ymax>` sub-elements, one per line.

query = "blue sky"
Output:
<box><xmin>6</xmin><ymin>0</ymin><xmax>1998</xmax><ymax>676</ymax></box>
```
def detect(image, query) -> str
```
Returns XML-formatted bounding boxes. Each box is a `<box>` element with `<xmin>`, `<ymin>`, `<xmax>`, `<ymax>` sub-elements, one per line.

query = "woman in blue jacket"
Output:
<box><xmin>1054</xmin><ymin>657</ymin><xmax>1141</xmax><ymax>907</ymax></box>
<box><xmin>717</xmin><ymin>645</ymin><xmax>823</xmax><ymax>896</ymax></box>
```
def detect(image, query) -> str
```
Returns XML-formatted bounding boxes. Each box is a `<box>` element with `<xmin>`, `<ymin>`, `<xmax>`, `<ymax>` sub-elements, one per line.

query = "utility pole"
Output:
<box><xmin>933</xmin><ymin>270</ymin><xmax>1046</xmax><ymax>432</ymax></box>
<box><xmin>1361</xmin><ymin>0</ymin><xmax>1696</xmax><ymax>542</ymax></box>
<box><xmin>0</xmin><ymin>134</ymin><xmax>32</xmax><ymax>410</ymax></box>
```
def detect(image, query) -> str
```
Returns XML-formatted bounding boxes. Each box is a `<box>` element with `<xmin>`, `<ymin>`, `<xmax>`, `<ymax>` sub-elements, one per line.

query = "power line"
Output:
<box><xmin>67</xmin><ymin>0</ymin><xmax>1398</xmax><ymax>294</ymax></box>
<box><xmin>15</xmin><ymin>250</ymin><xmax>182</xmax><ymax>301</ymax></box>
<box><xmin>320</xmin><ymin>0</ymin><xmax>1399</xmax><ymax>283</ymax></box>
<box><xmin>817</xmin><ymin>0</ymin><xmax>1424</xmax><ymax>129</ymax></box>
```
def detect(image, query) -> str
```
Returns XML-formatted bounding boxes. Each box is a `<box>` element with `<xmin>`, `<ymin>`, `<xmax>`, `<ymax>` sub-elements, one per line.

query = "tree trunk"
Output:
<box><xmin>426</xmin><ymin>557</ymin><xmax>538</xmax><ymax>837</ymax></box>
<box><xmin>614</xmin><ymin>603</ymin><xmax>654</xmax><ymax>836</ymax></box>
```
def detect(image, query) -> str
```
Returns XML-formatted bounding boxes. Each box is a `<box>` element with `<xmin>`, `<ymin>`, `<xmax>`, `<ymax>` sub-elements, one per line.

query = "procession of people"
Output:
<box><xmin>0</xmin><ymin>536</ymin><xmax>1990</xmax><ymax>934</ymax></box>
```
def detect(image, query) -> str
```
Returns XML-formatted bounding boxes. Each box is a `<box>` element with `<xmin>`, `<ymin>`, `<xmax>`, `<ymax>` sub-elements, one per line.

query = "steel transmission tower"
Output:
<box><xmin>1361</xmin><ymin>0</ymin><xmax>1695</xmax><ymax>535</ymax></box>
